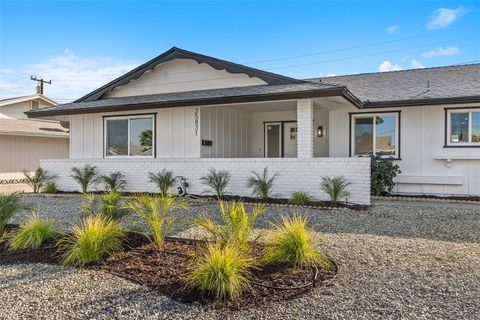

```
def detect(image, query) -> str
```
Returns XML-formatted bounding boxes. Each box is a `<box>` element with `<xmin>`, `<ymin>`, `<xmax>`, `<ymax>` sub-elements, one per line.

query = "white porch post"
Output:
<box><xmin>296</xmin><ymin>99</ymin><xmax>314</xmax><ymax>158</ymax></box>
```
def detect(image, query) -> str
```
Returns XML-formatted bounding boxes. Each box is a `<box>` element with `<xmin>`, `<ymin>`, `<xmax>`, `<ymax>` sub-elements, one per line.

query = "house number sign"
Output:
<box><xmin>194</xmin><ymin>107</ymin><xmax>199</xmax><ymax>136</ymax></box>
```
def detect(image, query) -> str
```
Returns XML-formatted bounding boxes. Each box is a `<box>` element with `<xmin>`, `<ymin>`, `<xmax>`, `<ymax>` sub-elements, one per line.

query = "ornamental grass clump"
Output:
<box><xmin>9</xmin><ymin>214</ymin><xmax>57</xmax><ymax>250</ymax></box>
<box><xmin>100</xmin><ymin>171</ymin><xmax>126</xmax><ymax>192</ymax></box>
<box><xmin>59</xmin><ymin>215</ymin><xmax>125</xmax><ymax>266</ymax></box>
<box><xmin>148</xmin><ymin>169</ymin><xmax>176</xmax><ymax>197</ymax></box>
<box><xmin>99</xmin><ymin>191</ymin><xmax>129</xmax><ymax>221</ymax></box>
<box><xmin>186</xmin><ymin>243</ymin><xmax>254</xmax><ymax>300</ymax></box>
<box><xmin>126</xmin><ymin>194</ymin><xmax>189</xmax><ymax>249</ymax></box>
<box><xmin>0</xmin><ymin>193</ymin><xmax>29</xmax><ymax>233</ymax></box>
<box><xmin>200</xmin><ymin>168</ymin><xmax>231</xmax><ymax>199</ymax></box>
<box><xmin>288</xmin><ymin>191</ymin><xmax>313</xmax><ymax>206</ymax></box>
<box><xmin>264</xmin><ymin>215</ymin><xmax>329</xmax><ymax>269</ymax></box>
<box><xmin>194</xmin><ymin>201</ymin><xmax>266</xmax><ymax>252</ymax></box>
<box><xmin>246</xmin><ymin>167</ymin><xmax>277</xmax><ymax>201</ymax></box>
<box><xmin>42</xmin><ymin>181</ymin><xmax>58</xmax><ymax>194</ymax></box>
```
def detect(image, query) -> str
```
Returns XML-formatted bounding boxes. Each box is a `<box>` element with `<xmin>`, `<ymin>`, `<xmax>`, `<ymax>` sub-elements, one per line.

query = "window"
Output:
<box><xmin>447</xmin><ymin>109</ymin><xmax>480</xmax><ymax>145</ymax></box>
<box><xmin>351</xmin><ymin>112</ymin><xmax>399</xmax><ymax>157</ymax></box>
<box><xmin>104</xmin><ymin>115</ymin><xmax>154</xmax><ymax>157</ymax></box>
<box><xmin>31</xmin><ymin>101</ymin><xmax>39</xmax><ymax>110</ymax></box>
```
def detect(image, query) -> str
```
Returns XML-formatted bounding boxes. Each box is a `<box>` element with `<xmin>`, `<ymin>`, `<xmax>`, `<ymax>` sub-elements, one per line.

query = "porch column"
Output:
<box><xmin>296</xmin><ymin>99</ymin><xmax>314</xmax><ymax>158</ymax></box>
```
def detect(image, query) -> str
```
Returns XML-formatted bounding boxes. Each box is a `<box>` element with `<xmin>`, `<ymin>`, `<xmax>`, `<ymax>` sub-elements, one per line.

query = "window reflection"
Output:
<box><xmin>106</xmin><ymin>119</ymin><xmax>128</xmax><ymax>156</ymax></box>
<box><xmin>130</xmin><ymin>118</ymin><xmax>153</xmax><ymax>156</ymax></box>
<box><xmin>375</xmin><ymin>115</ymin><xmax>396</xmax><ymax>156</ymax></box>
<box><xmin>354</xmin><ymin>117</ymin><xmax>374</xmax><ymax>156</ymax></box>
<box><xmin>450</xmin><ymin>112</ymin><xmax>469</xmax><ymax>143</ymax></box>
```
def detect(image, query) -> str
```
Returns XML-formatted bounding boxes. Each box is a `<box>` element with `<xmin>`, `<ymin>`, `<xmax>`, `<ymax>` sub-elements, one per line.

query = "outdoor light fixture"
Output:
<box><xmin>317</xmin><ymin>126</ymin><xmax>324</xmax><ymax>137</ymax></box>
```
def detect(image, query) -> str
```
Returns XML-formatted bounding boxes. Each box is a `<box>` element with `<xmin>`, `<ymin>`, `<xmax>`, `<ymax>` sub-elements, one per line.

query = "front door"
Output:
<box><xmin>283</xmin><ymin>122</ymin><xmax>298</xmax><ymax>157</ymax></box>
<box><xmin>265</xmin><ymin>123</ymin><xmax>281</xmax><ymax>157</ymax></box>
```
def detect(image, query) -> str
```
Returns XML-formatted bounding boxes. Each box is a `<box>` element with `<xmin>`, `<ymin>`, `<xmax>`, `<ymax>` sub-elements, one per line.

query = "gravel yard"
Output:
<box><xmin>1</xmin><ymin>194</ymin><xmax>479</xmax><ymax>319</ymax></box>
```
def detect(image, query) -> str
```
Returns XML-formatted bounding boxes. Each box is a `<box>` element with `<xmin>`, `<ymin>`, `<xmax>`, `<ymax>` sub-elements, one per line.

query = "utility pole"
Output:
<box><xmin>30</xmin><ymin>76</ymin><xmax>52</xmax><ymax>95</ymax></box>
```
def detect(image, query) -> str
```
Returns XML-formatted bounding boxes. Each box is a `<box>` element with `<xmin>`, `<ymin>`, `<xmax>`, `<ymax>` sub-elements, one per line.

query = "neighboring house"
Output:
<box><xmin>26</xmin><ymin>47</ymin><xmax>480</xmax><ymax>203</ymax></box>
<box><xmin>0</xmin><ymin>94</ymin><xmax>69</xmax><ymax>192</ymax></box>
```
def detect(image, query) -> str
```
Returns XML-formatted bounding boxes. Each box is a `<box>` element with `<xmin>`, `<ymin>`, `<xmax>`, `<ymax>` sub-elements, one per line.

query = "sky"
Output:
<box><xmin>0</xmin><ymin>0</ymin><xmax>479</xmax><ymax>102</ymax></box>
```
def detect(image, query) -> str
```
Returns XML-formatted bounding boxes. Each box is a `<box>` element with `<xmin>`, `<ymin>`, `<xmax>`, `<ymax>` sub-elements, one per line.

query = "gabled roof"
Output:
<box><xmin>307</xmin><ymin>63</ymin><xmax>480</xmax><ymax>107</ymax></box>
<box><xmin>0</xmin><ymin>118</ymin><xmax>68</xmax><ymax>138</ymax></box>
<box><xmin>27</xmin><ymin>83</ymin><xmax>361</xmax><ymax>117</ymax></box>
<box><xmin>76</xmin><ymin>47</ymin><xmax>305</xmax><ymax>102</ymax></box>
<box><xmin>0</xmin><ymin>94</ymin><xmax>57</xmax><ymax>107</ymax></box>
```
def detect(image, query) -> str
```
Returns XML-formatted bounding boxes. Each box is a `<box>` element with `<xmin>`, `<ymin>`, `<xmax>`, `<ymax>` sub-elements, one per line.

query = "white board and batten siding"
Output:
<box><xmin>329</xmin><ymin>102</ymin><xmax>480</xmax><ymax>196</ymax></box>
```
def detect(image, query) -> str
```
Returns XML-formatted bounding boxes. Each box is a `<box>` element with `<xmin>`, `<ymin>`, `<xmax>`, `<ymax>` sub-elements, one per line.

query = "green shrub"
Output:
<box><xmin>126</xmin><ymin>194</ymin><xmax>189</xmax><ymax>249</ymax></box>
<box><xmin>0</xmin><ymin>193</ymin><xmax>29</xmax><ymax>233</ymax></box>
<box><xmin>200</xmin><ymin>168</ymin><xmax>231</xmax><ymax>198</ymax></box>
<box><xmin>148</xmin><ymin>169</ymin><xmax>176</xmax><ymax>197</ymax></box>
<box><xmin>79</xmin><ymin>193</ymin><xmax>96</xmax><ymax>219</ymax></box>
<box><xmin>9</xmin><ymin>214</ymin><xmax>57</xmax><ymax>250</ymax></box>
<box><xmin>264</xmin><ymin>215</ymin><xmax>328</xmax><ymax>268</ymax></box>
<box><xmin>100</xmin><ymin>171</ymin><xmax>126</xmax><ymax>192</ymax></box>
<box><xmin>320</xmin><ymin>176</ymin><xmax>351</xmax><ymax>204</ymax></box>
<box><xmin>99</xmin><ymin>191</ymin><xmax>129</xmax><ymax>221</ymax></box>
<box><xmin>195</xmin><ymin>202</ymin><xmax>266</xmax><ymax>252</ymax></box>
<box><xmin>186</xmin><ymin>243</ymin><xmax>254</xmax><ymax>300</ymax></box>
<box><xmin>288</xmin><ymin>191</ymin><xmax>313</xmax><ymax>206</ymax></box>
<box><xmin>246</xmin><ymin>167</ymin><xmax>277</xmax><ymax>201</ymax></box>
<box><xmin>71</xmin><ymin>165</ymin><xmax>98</xmax><ymax>193</ymax></box>
<box><xmin>59</xmin><ymin>215</ymin><xmax>125</xmax><ymax>266</ymax></box>
<box><xmin>370</xmin><ymin>155</ymin><xmax>401</xmax><ymax>196</ymax></box>
<box><xmin>23</xmin><ymin>167</ymin><xmax>57</xmax><ymax>193</ymax></box>
<box><xmin>42</xmin><ymin>181</ymin><xmax>58</xmax><ymax>194</ymax></box>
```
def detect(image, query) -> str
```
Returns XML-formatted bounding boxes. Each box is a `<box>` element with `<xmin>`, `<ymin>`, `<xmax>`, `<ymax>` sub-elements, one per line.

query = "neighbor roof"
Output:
<box><xmin>0</xmin><ymin>94</ymin><xmax>57</xmax><ymax>107</ymax></box>
<box><xmin>0</xmin><ymin>118</ymin><xmax>69</xmax><ymax>138</ymax></box>
<box><xmin>308</xmin><ymin>63</ymin><xmax>480</xmax><ymax>107</ymax></box>
<box><xmin>76</xmin><ymin>47</ymin><xmax>305</xmax><ymax>102</ymax></box>
<box><xmin>27</xmin><ymin>83</ymin><xmax>362</xmax><ymax>117</ymax></box>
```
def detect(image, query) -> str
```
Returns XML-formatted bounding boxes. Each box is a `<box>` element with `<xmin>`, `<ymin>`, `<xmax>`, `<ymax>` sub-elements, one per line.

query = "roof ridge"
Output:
<box><xmin>305</xmin><ymin>61</ymin><xmax>480</xmax><ymax>80</ymax></box>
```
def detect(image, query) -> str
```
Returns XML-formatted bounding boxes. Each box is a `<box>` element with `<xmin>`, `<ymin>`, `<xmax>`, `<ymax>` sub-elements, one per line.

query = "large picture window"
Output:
<box><xmin>447</xmin><ymin>109</ymin><xmax>480</xmax><ymax>146</ymax></box>
<box><xmin>351</xmin><ymin>112</ymin><xmax>399</xmax><ymax>157</ymax></box>
<box><xmin>105</xmin><ymin>115</ymin><xmax>154</xmax><ymax>157</ymax></box>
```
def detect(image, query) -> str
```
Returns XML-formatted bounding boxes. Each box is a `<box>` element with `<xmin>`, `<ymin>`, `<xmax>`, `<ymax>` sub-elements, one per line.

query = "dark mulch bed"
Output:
<box><xmin>0</xmin><ymin>230</ymin><xmax>336</xmax><ymax>311</ymax></box>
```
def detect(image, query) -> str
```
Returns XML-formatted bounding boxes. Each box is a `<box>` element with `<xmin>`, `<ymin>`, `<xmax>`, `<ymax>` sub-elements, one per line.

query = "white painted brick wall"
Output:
<box><xmin>40</xmin><ymin>158</ymin><xmax>371</xmax><ymax>205</ymax></box>
<box><xmin>296</xmin><ymin>99</ymin><xmax>314</xmax><ymax>158</ymax></box>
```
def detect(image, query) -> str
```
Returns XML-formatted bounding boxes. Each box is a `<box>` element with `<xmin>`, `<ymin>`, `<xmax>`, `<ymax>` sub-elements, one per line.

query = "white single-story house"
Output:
<box><xmin>26</xmin><ymin>48</ymin><xmax>480</xmax><ymax>204</ymax></box>
<box><xmin>0</xmin><ymin>94</ymin><xmax>69</xmax><ymax>192</ymax></box>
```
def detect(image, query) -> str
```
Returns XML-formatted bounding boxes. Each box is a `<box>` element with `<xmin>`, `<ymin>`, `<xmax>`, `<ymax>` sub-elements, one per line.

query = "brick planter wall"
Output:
<box><xmin>41</xmin><ymin>157</ymin><xmax>371</xmax><ymax>205</ymax></box>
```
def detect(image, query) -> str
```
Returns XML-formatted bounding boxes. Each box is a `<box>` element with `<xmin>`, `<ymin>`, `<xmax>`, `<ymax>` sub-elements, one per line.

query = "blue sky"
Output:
<box><xmin>0</xmin><ymin>1</ymin><xmax>479</xmax><ymax>101</ymax></box>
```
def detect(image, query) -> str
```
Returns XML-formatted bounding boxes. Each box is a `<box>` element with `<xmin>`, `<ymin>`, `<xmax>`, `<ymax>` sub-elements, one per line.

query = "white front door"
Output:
<box><xmin>283</xmin><ymin>122</ymin><xmax>298</xmax><ymax>158</ymax></box>
<box><xmin>265</xmin><ymin>123</ymin><xmax>282</xmax><ymax>157</ymax></box>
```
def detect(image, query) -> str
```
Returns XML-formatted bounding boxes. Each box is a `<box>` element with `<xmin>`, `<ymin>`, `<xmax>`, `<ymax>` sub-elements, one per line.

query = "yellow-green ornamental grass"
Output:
<box><xmin>264</xmin><ymin>215</ymin><xmax>329</xmax><ymax>268</ymax></box>
<box><xmin>186</xmin><ymin>243</ymin><xmax>255</xmax><ymax>300</ymax></box>
<box><xmin>9</xmin><ymin>214</ymin><xmax>57</xmax><ymax>250</ymax></box>
<box><xmin>59</xmin><ymin>215</ymin><xmax>125</xmax><ymax>266</ymax></box>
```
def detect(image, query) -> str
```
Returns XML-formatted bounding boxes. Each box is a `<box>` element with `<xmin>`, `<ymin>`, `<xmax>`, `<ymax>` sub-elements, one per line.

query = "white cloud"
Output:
<box><xmin>0</xmin><ymin>49</ymin><xmax>140</xmax><ymax>101</ymax></box>
<box><xmin>411</xmin><ymin>60</ymin><xmax>425</xmax><ymax>69</ymax></box>
<box><xmin>318</xmin><ymin>72</ymin><xmax>337</xmax><ymax>77</ymax></box>
<box><xmin>426</xmin><ymin>7</ymin><xmax>468</xmax><ymax>29</ymax></box>
<box><xmin>386</xmin><ymin>25</ymin><xmax>400</xmax><ymax>34</ymax></box>
<box><xmin>421</xmin><ymin>46</ymin><xmax>461</xmax><ymax>58</ymax></box>
<box><xmin>378</xmin><ymin>60</ymin><xmax>402</xmax><ymax>72</ymax></box>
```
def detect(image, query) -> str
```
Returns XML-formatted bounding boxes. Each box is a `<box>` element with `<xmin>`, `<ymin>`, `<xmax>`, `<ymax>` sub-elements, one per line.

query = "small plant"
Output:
<box><xmin>0</xmin><ymin>193</ymin><xmax>29</xmax><ymax>233</ymax></box>
<box><xmin>186</xmin><ymin>243</ymin><xmax>254</xmax><ymax>300</ymax></box>
<box><xmin>288</xmin><ymin>191</ymin><xmax>313</xmax><ymax>206</ymax></box>
<box><xmin>195</xmin><ymin>202</ymin><xmax>266</xmax><ymax>251</ymax></box>
<box><xmin>42</xmin><ymin>181</ymin><xmax>58</xmax><ymax>194</ymax></box>
<box><xmin>264</xmin><ymin>215</ymin><xmax>328</xmax><ymax>268</ymax></box>
<box><xmin>9</xmin><ymin>214</ymin><xmax>57</xmax><ymax>250</ymax></box>
<box><xmin>246</xmin><ymin>167</ymin><xmax>277</xmax><ymax>201</ymax></box>
<box><xmin>200</xmin><ymin>168</ymin><xmax>231</xmax><ymax>198</ymax></box>
<box><xmin>58</xmin><ymin>215</ymin><xmax>125</xmax><ymax>266</ymax></box>
<box><xmin>370</xmin><ymin>155</ymin><xmax>401</xmax><ymax>196</ymax></box>
<box><xmin>23</xmin><ymin>167</ymin><xmax>57</xmax><ymax>193</ymax></box>
<box><xmin>148</xmin><ymin>169</ymin><xmax>176</xmax><ymax>197</ymax></box>
<box><xmin>99</xmin><ymin>191</ymin><xmax>129</xmax><ymax>221</ymax></box>
<box><xmin>71</xmin><ymin>165</ymin><xmax>98</xmax><ymax>193</ymax></box>
<box><xmin>320</xmin><ymin>176</ymin><xmax>351</xmax><ymax>205</ymax></box>
<box><xmin>126</xmin><ymin>194</ymin><xmax>189</xmax><ymax>249</ymax></box>
<box><xmin>79</xmin><ymin>193</ymin><xmax>97</xmax><ymax>219</ymax></box>
<box><xmin>100</xmin><ymin>171</ymin><xmax>126</xmax><ymax>192</ymax></box>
